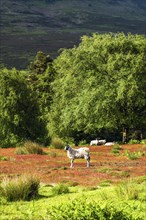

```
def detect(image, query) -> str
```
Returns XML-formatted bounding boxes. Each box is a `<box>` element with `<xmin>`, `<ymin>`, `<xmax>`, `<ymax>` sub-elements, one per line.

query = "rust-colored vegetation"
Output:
<box><xmin>0</xmin><ymin>144</ymin><xmax>145</xmax><ymax>186</ymax></box>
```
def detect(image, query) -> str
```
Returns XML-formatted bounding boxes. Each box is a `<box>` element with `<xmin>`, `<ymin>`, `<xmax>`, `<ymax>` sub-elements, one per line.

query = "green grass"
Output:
<box><xmin>0</xmin><ymin>177</ymin><xmax>146</xmax><ymax>220</ymax></box>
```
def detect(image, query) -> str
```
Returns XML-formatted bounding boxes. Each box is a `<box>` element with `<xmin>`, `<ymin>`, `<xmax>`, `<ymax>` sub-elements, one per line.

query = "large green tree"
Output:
<box><xmin>48</xmin><ymin>33</ymin><xmax>146</xmax><ymax>142</ymax></box>
<box><xmin>0</xmin><ymin>68</ymin><xmax>45</xmax><ymax>147</ymax></box>
<box><xmin>28</xmin><ymin>51</ymin><xmax>55</xmax><ymax>144</ymax></box>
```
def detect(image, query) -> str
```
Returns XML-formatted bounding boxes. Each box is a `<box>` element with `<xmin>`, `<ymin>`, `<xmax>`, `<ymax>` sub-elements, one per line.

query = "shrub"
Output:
<box><xmin>111</xmin><ymin>143</ymin><xmax>122</xmax><ymax>155</ymax></box>
<box><xmin>111</xmin><ymin>148</ymin><xmax>120</xmax><ymax>155</ymax></box>
<box><xmin>15</xmin><ymin>141</ymin><xmax>44</xmax><ymax>155</ymax></box>
<box><xmin>128</xmin><ymin>139</ymin><xmax>140</xmax><ymax>144</ymax></box>
<box><xmin>47</xmin><ymin>197</ymin><xmax>140</xmax><ymax>220</ymax></box>
<box><xmin>0</xmin><ymin>156</ymin><xmax>9</xmax><ymax>161</ymax></box>
<box><xmin>0</xmin><ymin>175</ymin><xmax>40</xmax><ymax>201</ymax></box>
<box><xmin>51</xmin><ymin>184</ymin><xmax>69</xmax><ymax>195</ymax></box>
<box><xmin>113</xmin><ymin>143</ymin><xmax>122</xmax><ymax>150</ymax></box>
<box><xmin>78</xmin><ymin>139</ymin><xmax>87</xmax><ymax>146</ymax></box>
<box><xmin>51</xmin><ymin>137</ymin><xmax>64</xmax><ymax>149</ymax></box>
<box><xmin>140</xmin><ymin>139</ymin><xmax>146</xmax><ymax>145</ymax></box>
<box><xmin>124</xmin><ymin>149</ymin><xmax>144</xmax><ymax>160</ymax></box>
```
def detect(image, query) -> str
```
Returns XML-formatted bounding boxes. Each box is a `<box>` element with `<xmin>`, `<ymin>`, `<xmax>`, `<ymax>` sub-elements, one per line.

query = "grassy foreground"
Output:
<box><xmin>0</xmin><ymin>177</ymin><xmax>146</xmax><ymax>220</ymax></box>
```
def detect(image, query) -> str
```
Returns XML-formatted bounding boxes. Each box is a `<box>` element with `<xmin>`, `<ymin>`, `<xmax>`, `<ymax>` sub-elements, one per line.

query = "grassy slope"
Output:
<box><xmin>0</xmin><ymin>0</ymin><xmax>146</xmax><ymax>69</ymax></box>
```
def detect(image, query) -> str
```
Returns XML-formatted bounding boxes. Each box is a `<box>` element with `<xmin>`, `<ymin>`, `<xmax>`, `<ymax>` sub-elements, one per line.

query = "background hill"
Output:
<box><xmin>0</xmin><ymin>0</ymin><xmax>146</xmax><ymax>69</ymax></box>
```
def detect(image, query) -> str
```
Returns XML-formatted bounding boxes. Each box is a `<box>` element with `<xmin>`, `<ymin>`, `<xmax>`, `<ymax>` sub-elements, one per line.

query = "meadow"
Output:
<box><xmin>0</xmin><ymin>143</ymin><xmax>146</xmax><ymax>219</ymax></box>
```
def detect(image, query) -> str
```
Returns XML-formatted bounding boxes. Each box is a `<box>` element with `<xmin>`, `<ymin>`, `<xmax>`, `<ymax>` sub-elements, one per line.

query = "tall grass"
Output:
<box><xmin>111</xmin><ymin>143</ymin><xmax>122</xmax><ymax>155</ymax></box>
<box><xmin>51</xmin><ymin>184</ymin><xmax>69</xmax><ymax>195</ymax></box>
<box><xmin>15</xmin><ymin>141</ymin><xmax>44</xmax><ymax>154</ymax></box>
<box><xmin>0</xmin><ymin>175</ymin><xmax>40</xmax><ymax>201</ymax></box>
<box><xmin>114</xmin><ymin>180</ymin><xmax>142</xmax><ymax>200</ymax></box>
<box><xmin>51</xmin><ymin>137</ymin><xmax>64</xmax><ymax>149</ymax></box>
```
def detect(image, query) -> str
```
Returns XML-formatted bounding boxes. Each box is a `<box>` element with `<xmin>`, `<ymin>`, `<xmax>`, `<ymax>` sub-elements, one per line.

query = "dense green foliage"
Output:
<box><xmin>27</xmin><ymin>51</ymin><xmax>55</xmax><ymax>145</ymax></box>
<box><xmin>0</xmin><ymin>33</ymin><xmax>146</xmax><ymax>147</ymax></box>
<box><xmin>48</xmin><ymin>33</ymin><xmax>146</xmax><ymax>143</ymax></box>
<box><xmin>47</xmin><ymin>197</ymin><xmax>143</xmax><ymax>220</ymax></box>
<box><xmin>0</xmin><ymin>68</ymin><xmax>45</xmax><ymax>147</ymax></box>
<box><xmin>0</xmin><ymin>178</ymin><xmax>146</xmax><ymax>219</ymax></box>
<box><xmin>0</xmin><ymin>52</ymin><xmax>55</xmax><ymax>147</ymax></box>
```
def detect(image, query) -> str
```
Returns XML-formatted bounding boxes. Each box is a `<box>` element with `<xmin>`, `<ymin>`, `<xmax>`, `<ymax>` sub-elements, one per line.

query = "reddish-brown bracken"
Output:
<box><xmin>0</xmin><ymin>144</ymin><xmax>145</xmax><ymax>186</ymax></box>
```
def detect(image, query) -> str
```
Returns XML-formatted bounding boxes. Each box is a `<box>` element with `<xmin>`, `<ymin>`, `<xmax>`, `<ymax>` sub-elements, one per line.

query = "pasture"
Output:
<box><xmin>0</xmin><ymin>144</ymin><xmax>146</xmax><ymax>219</ymax></box>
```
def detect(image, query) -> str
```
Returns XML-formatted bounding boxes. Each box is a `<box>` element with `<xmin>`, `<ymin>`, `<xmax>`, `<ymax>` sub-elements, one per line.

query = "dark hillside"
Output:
<box><xmin>0</xmin><ymin>0</ymin><xmax>146</xmax><ymax>68</ymax></box>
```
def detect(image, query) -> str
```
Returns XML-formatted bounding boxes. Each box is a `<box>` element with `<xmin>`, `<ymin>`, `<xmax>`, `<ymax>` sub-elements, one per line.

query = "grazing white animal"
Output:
<box><xmin>90</xmin><ymin>139</ymin><xmax>98</xmax><ymax>146</ymax></box>
<box><xmin>64</xmin><ymin>145</ymin><xmax>90</xmax><ymax>168</ymax></box>
<box><xmin>105</xmin><ymin>142</ymin><xmax>115</xmax><ymax>146</ymax></box>
<box><xmin>90</xmin><ymin>139</ymin><xmax>106</xmax><ymax>146</ymax></box>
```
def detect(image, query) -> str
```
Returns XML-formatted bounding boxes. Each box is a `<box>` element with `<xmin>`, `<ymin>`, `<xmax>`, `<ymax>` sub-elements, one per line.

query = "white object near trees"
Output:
<box><xmin>90</xmin><ymin>139</ymin><xmax>106</xmax><ymax>146</ymax></box>
<box><xmin>105</xmin><ymin>142</ymin><xmax>115</xmax><ymax>146</ymax></box>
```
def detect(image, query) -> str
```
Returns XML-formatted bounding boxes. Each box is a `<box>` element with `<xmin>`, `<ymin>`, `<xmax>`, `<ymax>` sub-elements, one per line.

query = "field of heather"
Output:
<box><xmin>0</xmin><ymin>144</ymin><xmax>145</xmax><ymax>186</ymax></box>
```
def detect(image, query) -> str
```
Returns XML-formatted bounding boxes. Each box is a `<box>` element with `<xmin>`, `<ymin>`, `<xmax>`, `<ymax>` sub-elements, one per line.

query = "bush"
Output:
<box><xmin>140</xmin><ymin>139</ymin><xmax>146</xmax><ymax>145</ymax></box>
<box><xmin>124</xmin><ymin>149</ymin><xmax>144</xmax><ymax>160</ymax></box>
<box><xmin>0</xmin><ymin>156</ymin><xmax>9</xmax><ymax>161</ymax></box>
<box><xmin>51</xmin><ymin>137</ymin><xmax>64</xmax><ymax>149</ymax></box>
<box><xmin>0</xmin><ymin>175</ymin><xmax>40</xmax><ymax>201</ymax></box>
<box><xmin>111</xmin><ymin>148</ymin><xmax>120</xmax><ymax>155</ymax></box>
<box><xmin>78</xmin><ymin>139</ymin><xmax>87</xmax><ymax>146</ymax></box>
<box><xmin>51</xmin><ymin>184</ymin><xmax>69</xmax><ymax>195</ymax></box>
<box><xmin>111</xmin><ymin>143</ymin><xmax>122</xmax><ymax>155</ymax></box>
<box><xmin>15</xmin><ymin>141</ymin><xmax>44</xmax><ymax>155</ymax></box>
<box><xmin>128</xmin><ymin>139</ymin><xmax>140</xmax><ymax>144</ymax></box>
<box><xmin>47</xmin><ymin>197</ymin><xmax>141</xmax><ymax>220</ymax></box>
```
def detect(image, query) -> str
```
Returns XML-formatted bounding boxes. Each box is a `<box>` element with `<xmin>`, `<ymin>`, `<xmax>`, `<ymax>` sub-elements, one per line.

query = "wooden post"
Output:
<box><xmin>122</xmin><ymin>128</ymin><xmax>127</xmax><ymax>143</ymax></box>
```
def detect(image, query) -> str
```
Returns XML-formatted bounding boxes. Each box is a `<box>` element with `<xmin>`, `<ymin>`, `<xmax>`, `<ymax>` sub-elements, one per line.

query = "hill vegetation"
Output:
<box><xmin>0</xmin><ymin>0</ymin><xmax>146</xmax><ymax>68</ymax></box>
